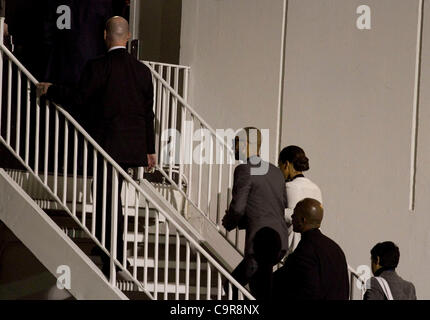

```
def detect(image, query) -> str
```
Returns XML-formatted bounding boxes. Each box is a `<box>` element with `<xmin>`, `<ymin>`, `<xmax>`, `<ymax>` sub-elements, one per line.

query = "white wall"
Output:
<box><xmin>181</xmin><ymin>0</ymin><xmax>430</xmax><ymax>298</ymax></box>
<box><xmin>282</xmin><ymin>0</ymin><xmax>428</xmax><ymax>298</ymax></box>
<box><xmin>181</xmin><ymin>0</ymin><xmax>284</xmax><ymax>163</ymax></box>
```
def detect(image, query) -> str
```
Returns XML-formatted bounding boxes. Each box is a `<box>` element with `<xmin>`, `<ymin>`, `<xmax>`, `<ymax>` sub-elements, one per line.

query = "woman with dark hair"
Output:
<box><xmin>278</xmin><ymin>145</ymin><xmax>322</xmax><ymax>254</ymax></box>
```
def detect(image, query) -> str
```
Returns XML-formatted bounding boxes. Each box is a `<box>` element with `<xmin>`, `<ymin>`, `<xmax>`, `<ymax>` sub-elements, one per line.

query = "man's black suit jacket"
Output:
<box><xmin>273</xmin><ymin>228</ymin><xmax>349</xmax><ymax>300</ymax></box>
<box><xmin>47</xmin><ymin>48</ymin><xmax>155</xmax><ymax>167</ymax></box>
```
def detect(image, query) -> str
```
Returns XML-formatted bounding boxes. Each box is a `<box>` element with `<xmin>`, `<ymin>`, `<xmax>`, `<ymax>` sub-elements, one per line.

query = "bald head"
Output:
<box><xmin>105</xmin><ymin>16</ymin><xmax>130</xmax><ymax>48</ymax></box>
<box><xmin>292</xmin><ymin>198</ymin><xmax>324</xmax><ymax>233</ymax></box>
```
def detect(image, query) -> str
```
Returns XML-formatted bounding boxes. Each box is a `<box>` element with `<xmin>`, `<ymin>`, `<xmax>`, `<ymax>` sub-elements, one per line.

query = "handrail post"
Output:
<box><xmin>0</xmin><ymin>17</ymin><xmax>4</xmax><ymax>46</ymax></box>
<box><xmin>110</xmin><ymin>167</ymin><xmax>119</xmax><ymax>286</ymax></box>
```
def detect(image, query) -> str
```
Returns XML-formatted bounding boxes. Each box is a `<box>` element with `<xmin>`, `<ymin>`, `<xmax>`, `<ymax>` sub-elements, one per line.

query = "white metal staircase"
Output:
<box><xmin>0</xmin><ymin>17</ymin><xmax>253</xmax><ymax>300</ymax></box>
<box><xmin>0</xmin><ymin>17</ymin><xmax>365</xmax><ymax>300</ymax></box>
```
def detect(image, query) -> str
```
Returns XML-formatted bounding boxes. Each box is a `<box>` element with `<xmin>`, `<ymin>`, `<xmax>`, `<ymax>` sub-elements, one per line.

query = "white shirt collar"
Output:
<box><xmin>108</xmin><ymin>46</ymin><xmax>126</xmax><ymax>52</ymax></box>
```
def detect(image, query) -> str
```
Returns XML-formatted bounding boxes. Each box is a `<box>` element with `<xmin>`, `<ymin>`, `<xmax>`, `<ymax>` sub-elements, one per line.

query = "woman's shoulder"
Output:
<box><xmin>286</xmin><ymin>177</ymin><xmax>313</xmax><ymax>187</ymax></box>
<box><xmin>286</xmin><ymin>177</ymin><xmax>323</xmax><ymax>201</ymax></box>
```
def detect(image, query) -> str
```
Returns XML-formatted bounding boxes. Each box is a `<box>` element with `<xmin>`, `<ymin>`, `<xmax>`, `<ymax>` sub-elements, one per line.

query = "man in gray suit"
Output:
<box><xmin>364</xmin><ymin>241</ymin><xmax>417</xmax><ymax>300</ymax></box>
<box><xmin>222</xmin><ymin>127</ymin><xmax>289</xmax><ymax>300</ymax></box>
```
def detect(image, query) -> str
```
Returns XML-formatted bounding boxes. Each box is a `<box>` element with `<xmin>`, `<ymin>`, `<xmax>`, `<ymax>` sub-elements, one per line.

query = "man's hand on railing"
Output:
<box><xmin>36</xmin><ymin>82</ymin><xmax>52</xmax><ymax>97</ymax></box>
<box><xmin>147</xmin><ymin>154</ymin><xmax>157</xmax><ymax>173</ymax></box>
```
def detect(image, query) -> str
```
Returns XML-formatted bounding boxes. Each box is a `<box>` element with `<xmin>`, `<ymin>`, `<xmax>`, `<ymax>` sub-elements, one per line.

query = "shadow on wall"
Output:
<box><xmin>0</xmin><ymin>221</ymin><xmax>74</xmax><ymax>300</ymax></box>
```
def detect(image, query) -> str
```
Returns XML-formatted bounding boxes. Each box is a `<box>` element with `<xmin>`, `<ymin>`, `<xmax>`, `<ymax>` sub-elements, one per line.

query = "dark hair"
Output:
<box><xmin>235</xmin><ymin>127</ymin><xmax>262</xmax><ymax>152</ymax></box>
<box><xmin>370</xmin><ymin>241</ymin><xmax>400</xmax><ymax>269</ymax></box>
<box><xmin>278</xmin><ymin>145</ymin><xmax>310</xmax><ymax>172</ymax></box>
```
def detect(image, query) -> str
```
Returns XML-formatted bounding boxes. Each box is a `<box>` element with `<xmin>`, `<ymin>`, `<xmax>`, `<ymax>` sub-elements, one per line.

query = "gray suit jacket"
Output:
<box><xmin>223</xmin><ymin>157</ymin><xmax>289</xmax><ymax>256</ymax></box>
<box><xmin>364</xmin><ymin>269</ymin><xmax>417</xmax><ymax>300</ymax></box>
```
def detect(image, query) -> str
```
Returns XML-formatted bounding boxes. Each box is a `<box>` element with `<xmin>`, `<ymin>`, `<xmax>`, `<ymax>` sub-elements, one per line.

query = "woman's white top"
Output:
<box><xmin>285</xmin><ymin>176</ymin><xmax>323</xmax><ymax>254</ymax></box>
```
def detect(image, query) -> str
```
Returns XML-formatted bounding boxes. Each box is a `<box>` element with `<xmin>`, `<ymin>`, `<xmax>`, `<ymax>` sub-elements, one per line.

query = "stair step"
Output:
<box><xmin>45</xmin><ymin>208</ymin><xmax>164</xmax><ymax>235</ymax></box>
<box><xmin>117</xmin><ymin>281</ymin><xmax>225</xmax><ymax>298</ymax></box>
<box><xmin>128</xmin><ymin>258</ymin><xmax>209</xmax><ymax>270</ymax></box>
<box><xmin>125</xmin><ymin>263</ymin><xmax>221</xmax><ymax>287</ymax></box>
<box><xmin>5</xmin><ymin>169</ymin><xmax>178</xmax><ymax>207</ymax></box>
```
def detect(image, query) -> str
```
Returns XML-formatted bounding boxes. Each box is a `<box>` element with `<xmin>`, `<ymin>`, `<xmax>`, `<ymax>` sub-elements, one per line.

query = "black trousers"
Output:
<box><xmin>227</xmin><ymin>227</ymin><xmax>283</xmax><ymax>300</ymax></box>
<box><xmin>94</xmin><ymin>160</ymin><xmax>127</xmax><ymax>276</ymax></box>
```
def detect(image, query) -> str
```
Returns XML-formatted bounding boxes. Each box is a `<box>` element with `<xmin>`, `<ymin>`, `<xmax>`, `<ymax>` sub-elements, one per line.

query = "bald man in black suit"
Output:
<box><xmin>273</xmin><ymin>198</ymin><xmax>349</xmax><ymax>300</ymax></box>
<box><xmin>38</xmin><ymin>17</ymin><xmax>156</xmax><ymax>277</ymax></box>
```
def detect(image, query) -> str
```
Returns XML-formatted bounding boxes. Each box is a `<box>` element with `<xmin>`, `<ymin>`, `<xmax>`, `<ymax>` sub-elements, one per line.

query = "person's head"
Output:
<box><xmin>104</xmin><ymin>16</ymin><xmax>131</xmax><ymax>49</ymax></box>
<box><xmin>370</xmin><ymin>241</ymin><xmax>400</xmax><ymax>275</ymax></box>
<box><xmin>278</xmin><ymin>145</ymin><xmax>310</xmax><ymax>180</ymax></box>
<box><xmin>291</xmin><ymin>198</ymin><xmax>323</xmax><ymax>233</ymax></box>
<box><xmin>234</xmin><ymin>127</ymin><xmax>262</xmax><ymax>161</ymax></box>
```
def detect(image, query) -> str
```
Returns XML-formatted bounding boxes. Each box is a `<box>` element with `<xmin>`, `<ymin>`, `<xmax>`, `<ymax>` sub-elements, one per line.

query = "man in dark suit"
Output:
<box><xmin>273</xmin><ymin>198</ymin><xmax>349</xmax><ymax>300</ymax></box>
<box><xmin>222</xmin><ymin>127</ymin><xmax>289</xmax><ymax>300</ymax></box>
<box><xmin>38</xmin><ymin>16</ymin><xmax>156</xmax><ymax>277</ymax></box>
<box><xmin>364</xmin><ymin>241</ymin><xmax>416</xmax><ymax>300</ymax></box>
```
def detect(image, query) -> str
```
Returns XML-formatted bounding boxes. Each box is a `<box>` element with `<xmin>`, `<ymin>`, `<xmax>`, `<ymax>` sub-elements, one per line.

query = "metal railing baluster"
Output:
<box><xmin>123</xmin><ymin>180</ymin><xmax>129</xmax><ymax>267</ymax></box>
<box><xmin>133</xmin><ymin>189</ymin><xmax>139</xmax><ymax>278</ymax></box>
<box><xmin>196</xmin><ymin>252</ymin><xmax>201</xmax><ymax>300</ymax></box>
<box><xmin>24</xmin><ymin>80</ymin><xmax>30</xmax><ymax>165</ymax></box>
<box><xmin>206</xmin><ymin>263</ymin><xmax>211</xmax><ymax>300</ymax></box>
<box><xmin>154</xmin><ymin>210</ymin><xmax>160</xmax><ymax>299</ymax></box>
<box><xmin>62</xmin><ymin>120</ymin><xmax>69</xmax><ymax>205</ymax></box>
<box><xmin>6</xmin><ymin>59</ymin><xmax>11</xmax><ymax>144</ymax></box>
<box><xmin>82</xmin><ymin>139</ymin><xmax>88</xmax><ymax>227</ymax></box>
<box><xmin>110</xmin><ymin>168</ymin><xmax>119</xmax><ymax>286</ymax></box>
<box><xmin>164</xmin><ymin>221</ymin><xmax>170</xmax><ymax>300</ymax></box>
<box><xmin>15</xmin><ymin>71</ymin><xmax>21</xmax><ymax>154</ymax></box>
<box><xmin>53</xmin><ymin>110</ymin><xmax>59</xmax><ymax>195</ymax></box>
<box><xmin>101</xmin><ymin>159</ymin><xmax>107</xmax><ymax>246</ymax></box>
<box><xmin>34</xmin><ymin>97</ymin><xmax>40</xmax><ymax>175</ymax></box>
<box><xmin>185</xmin><ymin>242</ymin><xmax>190</xmax><ymax>300</ymax></box>
<box><xmin>43</xmin><ymin>101</ymin><xmax>50</xmax><ymax>185</ymax></box>
<box><xmin>72</xmin><ymin>129</ymin><xmax>78</xmax><ymax>216</ymax></box>
<box><xmin>92</xmin><ymin>150</ymin><xmax>98</xmax><ymax>236</ymax></box>
<box><xmin>175</xmin><ymin>231</ymin><xmax>180</xmax><ymax>300</ymax></box>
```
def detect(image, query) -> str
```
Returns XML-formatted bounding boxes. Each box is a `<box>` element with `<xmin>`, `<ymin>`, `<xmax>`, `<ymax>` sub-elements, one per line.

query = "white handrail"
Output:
<box><xmin>145</xmin><ymin>60</ymin><xmax>191</xmax><ymax>71</ymax></box>
<box><xmin>348</xmin><ymin>266</ymin><xmax>366</xmax><ymax>300</ymax></box>
<box><xmin>143</xmin><ymin>62</ymin><xmax>235</xmax><ymax>157</ymax></box>
<box><xmin>144</xmin><ymin>62</ymin><xmax>244</xmax><ymax>256</ymax></box>
<box><xmin>0</xmin><ymin>41</ymin><xmax>254</xmax><ymax>300</ymax></box>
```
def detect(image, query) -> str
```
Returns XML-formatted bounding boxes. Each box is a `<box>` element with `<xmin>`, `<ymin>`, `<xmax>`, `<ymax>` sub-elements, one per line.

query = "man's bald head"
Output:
<box><xmin>292</xmin><ymin>198</ymin><xmax>324</xmax><ymax>233</ymax></box>
<box><xmin>105</xmin><ymin>16</ymin><xmax>130</xmax><ymax>47</ymax></box>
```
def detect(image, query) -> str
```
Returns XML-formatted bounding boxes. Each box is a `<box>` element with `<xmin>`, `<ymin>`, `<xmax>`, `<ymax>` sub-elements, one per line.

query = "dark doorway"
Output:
<box><xmin>138</xmin><ymin>0</ymin><xmax>182</xmax><ymax>64</ymax></box>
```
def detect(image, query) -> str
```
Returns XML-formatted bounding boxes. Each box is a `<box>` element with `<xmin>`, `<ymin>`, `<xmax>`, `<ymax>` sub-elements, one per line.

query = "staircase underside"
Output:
<box><xmin>0</xmin><ymin>164</ymin><xmax>131</xmax><ymax>300</ymax></box>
